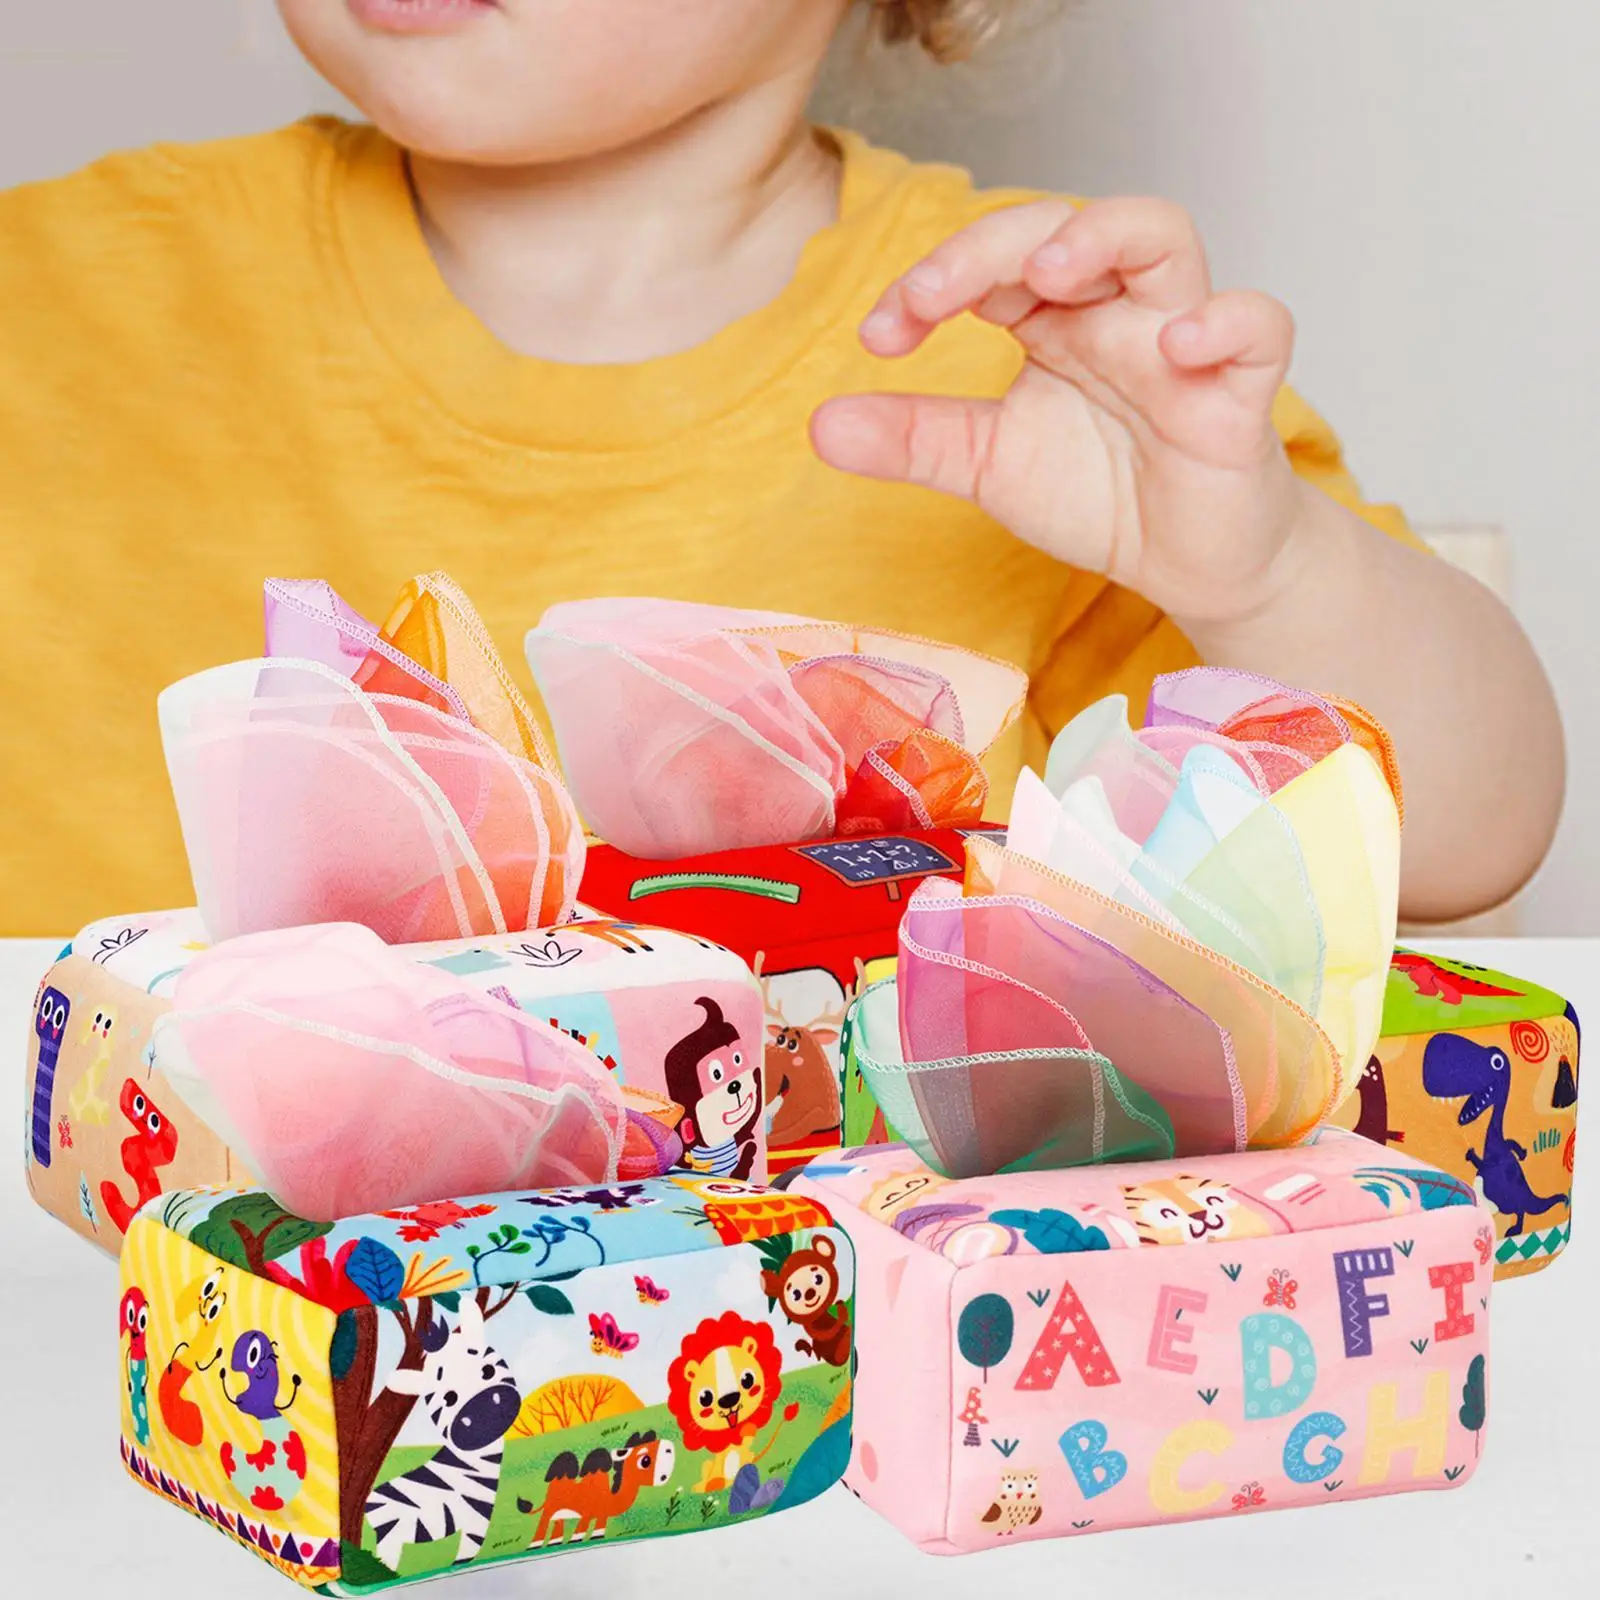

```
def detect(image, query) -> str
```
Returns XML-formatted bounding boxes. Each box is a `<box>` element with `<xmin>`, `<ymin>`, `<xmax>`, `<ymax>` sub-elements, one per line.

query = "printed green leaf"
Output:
<box><xmin>526</xmin><ymin>1284</ymin><xmax>574</xmax><ymax>1316</ymax></box>
<box><xmin>338</xmin><ymin>1542</ymin><xmax>398</xmax><ymax>1588</ymax></box>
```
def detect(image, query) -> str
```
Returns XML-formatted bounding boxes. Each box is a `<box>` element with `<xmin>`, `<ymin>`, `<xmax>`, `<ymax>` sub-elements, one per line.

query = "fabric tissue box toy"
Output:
<box><xmin>23</xmin><ymin>572</ymin><xmax>765</xmax><ymax>1249</ymax></box>
<box><xmin>1330</xmin><ymin>948</ymin><xmax>1580</xmax><ymax>1279</ymax></box>
<box><xmin>26</xmin><ymin>910</ymin><xmax>767</xmax><ymax>1247</ymax></box>
<box><xmin>792</xmin><ymin>1129</ymin><xmax>1491</xmax><ymax>1553</ymax></box>
<box><xmin>117</xmin><ymin>1173</ymin><xmax>855</xmax><ymax>1590</ymax></box>
<box><xmin>167</xmin><ymin>572</ymin><xmax>585</xmax><ymax>945</ymax></box>
<box><xmin>846</xmin><ymin>667</ymin><xmax>1406</xmax><ymax>1178</ymax></box>
<box><xmin>798</xmin><ymin>673</ymin><xmax>1493</xmax><ymax>1553</ymax></box>
<box><xmin>526</xmin><ymin>598</ymin><xmax>1028</xmax><ymax>1175</ymax></box>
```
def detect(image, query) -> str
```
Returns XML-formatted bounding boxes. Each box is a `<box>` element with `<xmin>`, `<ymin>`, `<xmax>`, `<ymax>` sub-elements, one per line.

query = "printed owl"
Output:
<box><xmin>980</xmin><ymin>1470</ymin><xmax>1043</xmax><ymax>1535</ymax></box>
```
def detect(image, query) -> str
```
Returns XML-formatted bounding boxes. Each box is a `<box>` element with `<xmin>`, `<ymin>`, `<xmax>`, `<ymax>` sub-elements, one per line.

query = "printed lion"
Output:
<box><xmin>666</xmin><ymin>1311</ymin><xmax>786</xmax><ymax>1492</ymax></box>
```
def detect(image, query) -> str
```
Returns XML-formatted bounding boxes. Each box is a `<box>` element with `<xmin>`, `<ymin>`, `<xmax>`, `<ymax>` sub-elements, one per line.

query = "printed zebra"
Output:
<box><xmin>365</xmin><ymin>1297</ymin><xmax>521</xmax><ymax>1571</ymax></box>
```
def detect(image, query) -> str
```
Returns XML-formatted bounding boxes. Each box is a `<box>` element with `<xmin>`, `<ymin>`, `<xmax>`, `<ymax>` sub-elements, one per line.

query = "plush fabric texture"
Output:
<box><xmin>1329</xmin><ymin>949</ymin><xmax>1579</xmax><ymax>1279</ymax></box>
<box><xmin>794</xmin><ymin>1128</ymin><xmax>1491</xmax><ymax>1553</ymax></box>
<box><xmin>150</xmin><ymin>924</ymin><xmax>631</xmax><ymax>1221</ymax></box>
<box><xmin>119</xmin><ymin>1174</ymin><xmax>853</xmax><ymax>1588</ymax></box>
<box><xmin>26</xmin><ymin>908</ymin><xmax>764</xmax><ymax>1255</ymax></box>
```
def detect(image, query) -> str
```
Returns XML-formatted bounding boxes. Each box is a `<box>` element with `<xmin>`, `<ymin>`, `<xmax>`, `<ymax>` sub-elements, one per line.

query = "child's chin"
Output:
<box><xmin>375</xmin><ymin>104</ymin><xmax>652</xmax><ymax>168</ymax></box>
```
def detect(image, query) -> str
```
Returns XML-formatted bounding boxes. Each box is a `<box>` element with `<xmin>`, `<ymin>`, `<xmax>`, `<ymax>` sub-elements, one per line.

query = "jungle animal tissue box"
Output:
<box><xmin>793</xmin><ymin>1129</ymin><xmax>1491</xmax><ymax>1553</ymax></box>
<box><xmin>119</xmin><ymin>1174</ymin><xmax>853</xmax><ymax>1589</ymax></box>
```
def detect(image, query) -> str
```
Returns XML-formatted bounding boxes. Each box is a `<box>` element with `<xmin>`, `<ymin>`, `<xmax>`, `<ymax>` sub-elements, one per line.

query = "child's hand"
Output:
<box><xmin>811</xmin><ymin>198</ymin><xmax>1306</xmax><ymax>626</ymax></box>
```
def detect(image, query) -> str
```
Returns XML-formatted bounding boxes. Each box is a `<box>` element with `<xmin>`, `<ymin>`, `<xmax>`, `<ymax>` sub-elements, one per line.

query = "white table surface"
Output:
<box><xmin>5</xmin><ymin>936</ymin><xmax>1596</xmax><ymax>1598</ymax></box>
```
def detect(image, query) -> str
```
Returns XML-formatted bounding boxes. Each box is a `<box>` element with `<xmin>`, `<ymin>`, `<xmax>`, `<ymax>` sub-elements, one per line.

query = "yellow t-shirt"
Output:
<box><xmin>0</xmin><ymin>119</ymin><xmax>1414</xmax><ymax>935</ymax></box>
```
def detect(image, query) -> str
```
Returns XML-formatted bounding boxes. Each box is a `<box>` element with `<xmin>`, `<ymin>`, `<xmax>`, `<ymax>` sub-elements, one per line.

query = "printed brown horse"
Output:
<box><xmin>519</xmin><ymin>1431</ymin><xmax>675</xmax><ymax>1547</ymax></box>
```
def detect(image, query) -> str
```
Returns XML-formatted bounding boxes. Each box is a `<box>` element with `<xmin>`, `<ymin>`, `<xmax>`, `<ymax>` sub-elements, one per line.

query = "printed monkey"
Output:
<box><xmin>762</xmin><ymin>1235</ymin><xmax>852</xmax><ymax>1367</ymax></box>
<box><xmin>664</xmin><ymin>997</ymin><xmax>761</xmax><ymax>1181</ymax></box>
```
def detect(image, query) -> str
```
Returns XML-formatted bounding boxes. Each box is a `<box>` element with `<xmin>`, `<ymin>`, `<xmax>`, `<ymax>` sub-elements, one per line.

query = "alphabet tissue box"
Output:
<box><xmin>118</xmin><ymin>1174</ymin><xmax>853</xmax><ymax>1589</ymax></box>
<box><xmin>1331</xmin><ymin>948</ymin><xmax>1579</xmax><ymax>1278</ymax></box>
<box><xmin>792</xmin><ymin>1128</ymin><xmax>1490</xmax><ymax>1553</ymax></box>
<box><xmin>26</xmin><ymin>908</ymin><xmax>764</xmax><ymax>1255</ymax></box>
<box><xmin>579</xmin><ymin>824</ymin><xmax>1003</xmax><ymax>1175</ymax></box>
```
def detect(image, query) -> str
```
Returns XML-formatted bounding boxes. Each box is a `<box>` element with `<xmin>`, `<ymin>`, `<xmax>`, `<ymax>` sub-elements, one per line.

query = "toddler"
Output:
<box><xmin>0</xmin><ymin>0</ymin><xmax>1563</xmax><ymax>933</ymax></box>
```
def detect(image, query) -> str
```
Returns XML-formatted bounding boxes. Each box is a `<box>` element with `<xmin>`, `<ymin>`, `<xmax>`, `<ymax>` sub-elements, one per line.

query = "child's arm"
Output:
<box><xmin>810</xmin><ymin>198</ymin><xmax>1562</xmax><ymax>922</ymax></box>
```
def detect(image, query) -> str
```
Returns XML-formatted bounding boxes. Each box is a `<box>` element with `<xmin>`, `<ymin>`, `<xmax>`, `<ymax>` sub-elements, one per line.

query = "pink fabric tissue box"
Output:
<box><xmin>792</xmin><ymin>1128</ymin><xmax>1492</xmax><ymax>1552</ymax></box>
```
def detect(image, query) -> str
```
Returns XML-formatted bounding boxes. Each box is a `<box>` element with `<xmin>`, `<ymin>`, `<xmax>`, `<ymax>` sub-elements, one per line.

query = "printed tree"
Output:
<box><xmin>188</xmin><ymin>1191</ymin><xmax>332</xmax><ymax>1277</ymax></box>
<box><xmin>328</xmin><ymin>1269</ymin><xmax>572</xmax><ymax>1553</ymax></box>
<box><xmin>512</xmin><ymin>1374</ymin><xmax>643</xmax><ymax>1436</ymax></box>
<box><xmin>1459</xmin><ymin>1353</ymin><xmax>1487</xmax><ymax>1457</ymax></box>
<box><xmin>956</xmin><ymin>1293</ymin><xmax>1015</xmax><ymax>1381</ymax></box>
<box><xmin>959</xmin><ymin>1387</ymin><xmax>987</xmax><ymax>1448</ymax></box>
<box><xmin>185</xmin><ymin>1193</ymin><xmax>574</xmax><ymax>1556</ymax></box>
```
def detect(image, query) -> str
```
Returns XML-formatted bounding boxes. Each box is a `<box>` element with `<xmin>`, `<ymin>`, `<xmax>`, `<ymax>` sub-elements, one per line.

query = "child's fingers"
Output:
<box><xmin>1160</xmin><ymin>291</ymin><xmax>1295</xmax><ymax>398</ymax></box>
<box><xmin>860</xmin><ymin>199</ymin><xmax>1076</xmax><ymax>356</ymax></box>
<box><xmin>1024</xmin><ymin>197</ymin><xmax>1211</xmax><ymax>314</ymax></box>
<box><xmin>973</xmin><ymin>283</ymin><xmax>1045</xmax><ymax>329</ymax></box>
<box><xmin>810</xmin><ymin>392</ymin><xmax>1002</xmax><ymax>501</ymax></box>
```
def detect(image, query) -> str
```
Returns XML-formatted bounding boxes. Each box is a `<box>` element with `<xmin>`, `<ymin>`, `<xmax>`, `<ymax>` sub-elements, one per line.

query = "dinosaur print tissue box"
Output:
<box><xmin>117</xmin><ymin>1174</ymin><xmax>853</xmax><ymax>1590</ymax></box>
<box><xmin>1331</xmin><ymin>949</ymin><xmax>1579</xmax><ymax>1278</ymax></box>
<box><xmin>26</xmin><ymin>907</ymin><xmax>765</xmax><ymax>1258</ymax></box>
<box><xmin>579</xmin><ymin>825</ymin><xmax>1003</xmax><ymax>1177</ymax></box>
<box><xmin>792</xmin><ymin>1128</ymin><xmax>1491</xmax><ymax>1554</ymax></box>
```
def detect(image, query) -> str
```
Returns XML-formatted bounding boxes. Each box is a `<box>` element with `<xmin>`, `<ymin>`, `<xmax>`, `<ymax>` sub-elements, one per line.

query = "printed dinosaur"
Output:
<box><xmin>1422</xmin><ymin>1034</ymin><xmax>1568</xmax><ymax>1235</ymax></box>
<box><xmin>1392</xmin><ymin>951</ymin><xmax>1522</xmax><ymax>1006</ymax></box>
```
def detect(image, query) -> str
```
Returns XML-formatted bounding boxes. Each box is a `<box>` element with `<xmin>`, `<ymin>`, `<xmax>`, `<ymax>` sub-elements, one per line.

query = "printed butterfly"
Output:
<box><xmin>1262</xmin><ymin>1268</ymin><xmax>1297</xmax><ymax>1310</ymax></box>
<box><xmin>1230</xmin><ymin>1482</ymin><xmax>1266</xmax><ymax>1511</ymax></box>
<box><xmin>634</xmin><ymin>1275</ymin><xmax>670</xmax><ymax>1304</ymax></box>
<box><xmin>1475</xmin><ymin>1225</ymin><xmax>1495</xmax><ymax>1266</ymax></box>
<box><xmin>589</xmin><ymin>1312</ymin><xmax>640</xmax><ymax>1358</ymax></box>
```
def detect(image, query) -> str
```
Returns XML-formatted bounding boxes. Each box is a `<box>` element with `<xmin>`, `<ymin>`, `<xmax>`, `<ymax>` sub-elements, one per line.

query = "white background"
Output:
<box><xmin>2</xmin><ymin>1</ymin><xmax>1595</xmax><ymax>930</ymax></box>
